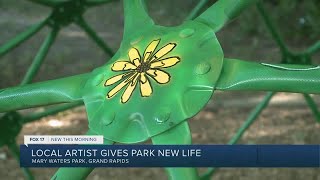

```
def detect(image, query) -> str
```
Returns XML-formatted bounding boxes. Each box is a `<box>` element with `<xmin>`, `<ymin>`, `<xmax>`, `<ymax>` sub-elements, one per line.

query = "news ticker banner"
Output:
<box><xmin>20</xmin><ymin>144</ymin><xmax>320</xmax><ymax>167</ymax></box>
<box><xmin>24</xmin><ymin>135</ymin><xmax>104</xmax><ymax>146</ymax></box>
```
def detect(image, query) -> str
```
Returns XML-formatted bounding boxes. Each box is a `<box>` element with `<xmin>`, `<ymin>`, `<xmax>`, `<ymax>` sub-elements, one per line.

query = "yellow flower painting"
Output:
<box><xmin>104</xmin><ymin>39</ymin><xmax>180</xmax><ymax>103</ymax></box>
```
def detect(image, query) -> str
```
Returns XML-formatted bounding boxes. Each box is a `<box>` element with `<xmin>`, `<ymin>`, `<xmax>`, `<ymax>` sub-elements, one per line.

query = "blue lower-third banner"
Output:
<box><xmin>20</xmin><ymin>145</ymin><xmax>320</xmax><ymax>167</ymax></box>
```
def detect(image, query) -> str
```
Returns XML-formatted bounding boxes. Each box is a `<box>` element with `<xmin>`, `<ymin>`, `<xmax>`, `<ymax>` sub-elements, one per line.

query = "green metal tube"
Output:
<box><xmin>21</xmin><ymin>27</ymin><xmax>59</xmax><ymax>85</ymax></box>
<box><xmin>256</xmin><ymin>1</ymin><xmax>289</xmax><ymax>54</ymax></box>
<box><xmin>303</xmin><ymin>94</ymin><xmax>320</xmax><ymax>123</ymax></box>
<box><xmin>201</xmin><ymin>92</ymin><xmax>275</xmax><ymax>179</ymax></box>
<box><xmin>27</xmin><ymin>0</ymin><xmax>59</xmax><ymax>7</ymax></box>
<box><xmin>185</xmin><ymin>0</ymin><xmax>210</xmax><ymax>21</ymax></box>
<box><xmin>0</xmin><ymin>73</ymin><xmax>90</xmax><ymax>112</ymax></box>
<box><xmin>23</xmin><ymin>101</ymin><xmax>84</xmax><ymax>123</ymax></box>
<box><xmin>195</xmin><ymin>0</ymin><xmax>259</xmax><ymax>32</ymax></box>
<box><xmin>152</xmin><ymin>122</ymin><xmax>199</xmax><ymax>180</ymax></box>
<box><xmin>216</xmin><ymin>58</ymin><xmax>320</xmax><ymax>94</ymax></box>
<box><xmin>51</xmin><ymin>131</ymin><xmax>114</xmax><ymax>180</ymax></box>
<box><xmin>229</xmin><ymin>92</ymin><xmax>275</xmax><ymax>144</ymax></box>
<box><xmin>85</xmin><ymin>0</ymin><xmax>117</xmax><ymax>6</ymax></box>
<box><xmin>0</xmin><ymin>18</ymin><xmax>48</xmax><ymax>57</ymax></box>
<box><xmin>7</xmin><ymin>142</ymin><xmax>34</xmax><ymax>180</ymax></box>
<box><xmin>305</xmin><ymin>40</ymin><xmax>320</xmax><ymax>55</ymax></box>
<box><xmin>122</xmin><ymin>0</ymin><xmax>154</xmax><ymax>43</ymax></box>
<box><xmin>76</xmin><ymin>17</ymin><xmax>114</xmax><ymax>57</ymax></box>
<box><xmin>51</xmin><ymin>167</ymin><xmax>94</xmax><ymax>180</ymax></box>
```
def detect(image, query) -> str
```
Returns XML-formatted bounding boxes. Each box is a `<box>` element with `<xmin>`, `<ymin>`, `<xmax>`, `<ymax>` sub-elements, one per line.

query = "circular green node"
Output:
<box><xmin>83</xmin><ymin>21</ymin><xmax>224</xmax><ymax>143</ymax></box>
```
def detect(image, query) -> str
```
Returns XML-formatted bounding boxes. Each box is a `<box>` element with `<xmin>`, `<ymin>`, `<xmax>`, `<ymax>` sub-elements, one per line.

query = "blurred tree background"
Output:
<box><xmin>238</xmin><ymin>0</ymin><xmax>320</xmax><ymax>45</ymax></box>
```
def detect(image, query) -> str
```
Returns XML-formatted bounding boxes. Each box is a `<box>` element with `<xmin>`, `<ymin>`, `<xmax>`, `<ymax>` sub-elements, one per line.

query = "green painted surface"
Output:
<box><xmin>0</xmin><ymin>0</ymin><xmax>319</xmax><ymax>179</ymax></box>
<box><xmin>83</xmin><ymin>20</ymin><xmax>223</xmax><ymax>143</ymax></box>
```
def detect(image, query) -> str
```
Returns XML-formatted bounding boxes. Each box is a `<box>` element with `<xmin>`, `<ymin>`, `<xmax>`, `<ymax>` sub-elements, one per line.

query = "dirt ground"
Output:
<box><xmin>0</xmin><ymin>0</ymin><xmax>319</xmax><ymax>179</ymax></box>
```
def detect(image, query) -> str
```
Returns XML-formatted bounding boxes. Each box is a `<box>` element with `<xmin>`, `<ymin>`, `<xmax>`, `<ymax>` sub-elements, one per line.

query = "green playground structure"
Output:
<box><xmin>0</xmin><ymin>0</ymin><xmax>319</xmax><ymax>179</ymax></box>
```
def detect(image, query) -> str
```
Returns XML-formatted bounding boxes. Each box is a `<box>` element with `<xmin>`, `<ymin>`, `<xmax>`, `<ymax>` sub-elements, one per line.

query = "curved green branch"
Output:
<box><xmin>21</xmin><ymin>27</ymin><xmax>59</xmax><ymax>85</ymax></box>
<box><xmin>256</xmin><ymin>1</ymin><xmax>289</xmax><ymax>55</ymax></box>
<box><xmin>23</xmin><ymin>101</ymin><xmax>83</xmax><ymax>123</ymax></box>
<box><xmin>185</xmin><ymin>0</ymin><xmax>210</xmax><ymax>21</ymax></box>
<box><xmin>216</xmin><ymin>58</ymin><xmax>320</xmax><ymax>94</ymax></box>
<box><xmin>195</xmin><ymin>0</ymin><xmax>259</xmax><ymax>32</ymax></box>
<box><xmin>122</xmin><ymin>0</ymin><xmax>154</xmax><ymax>43</ymax></box>
<box><xmin>7</xmin><ymin>142</ymin><xmax>34</xmax><ymax>180</ymax></box>
<box><xmin>51</xmin><ymin>130</ymin><xmax>114</xmax><ymax>180</ymax></box>
<box><xmin>0</xmin><ymin>73</ymin><xmax>90</xmax><ymax>112</ymax></box>
<box><xmin>76</xmin><ymin>17</ymin><xmax>114</xmax><ymax>57</ymax></box>
<box><xmin>201</xmin><ymin>92</ymin><xmax>275</xmax><ymax>179</ymax></box>
<box><xmin>306</xmin><ymin>40</ymin><xmax>320</xmax><ymax>55</ymax></box>
<box><xmin>85</xmin><ymin>0</ymin><xmax>118</xmax><ymax>6</ymax></box>
<box><xmin>303</xmin><ymin>94</ymin><xmax>320</xmax><ymax>122</ymax></box>
<box><xmin>152</xmin><ymin>121</ymin><xmax>199</xmax><ymax>180</ymax></box>
<box><xmin>27</xmin><ymin>0</ymin><xmax>61</xmax><ymax>6</ymax></box>
<box><xmin>0</xmin><ymin>18</ymin><xmax>49</xmax><ymax>57</ymax></box>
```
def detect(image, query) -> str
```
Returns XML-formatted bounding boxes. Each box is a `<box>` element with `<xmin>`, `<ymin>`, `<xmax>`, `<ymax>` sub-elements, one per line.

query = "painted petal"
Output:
<box><xmin>111</xmin><ymin>61</ymin><xmax>136</xmax><ymax>71</ymax></box>
<box><xmin>143</xmin><ymin>39</ymin><xmax>160</xmax><ymax>62</ymax></box>
<box><xmin>133</xmin><ymin>59</ymin><xmax>140</xmax><ymax>67</ymax></box>
<box><xmin>147</xmin><ymin>69</ymin><xmax>170</xmax><ymax>84</ymax></box>
<box><xmin>104</xmin><ymin>73</ymin><xmax>129</xmax><ymax>86</ymax></box>
<box><xmin>150</xmin><ymin>57</ymin><xmax>180</xmax><ymax>68</ymax></box>
<box><xmin>152</xmin><ymin>43</ymin><xmax>176</xmax><ymax>61</ymax></box>
<box><xmin>121</xmin><ymin>74</ymin><xmax>139</xmax><ymax>103</ymax></box>
<box><xmin>128</xmin><ymin>48</ymin><xmax>141</xmax><ymax>66</ymax></box>
<box><xmin>140</xmin><ymin>73</ymin><xmax>152</xmax><ymax>97</ymax></box>
<box><xmin>106</xmin><ymin>73</ymin><xmax>136</xmax><ymax>99</ymax></box>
